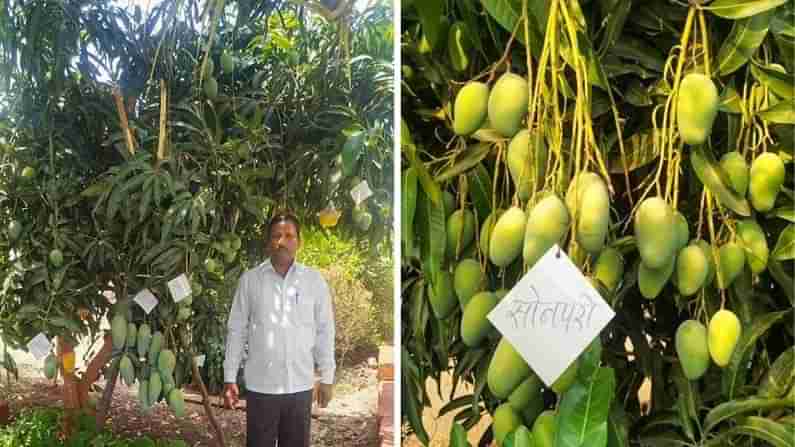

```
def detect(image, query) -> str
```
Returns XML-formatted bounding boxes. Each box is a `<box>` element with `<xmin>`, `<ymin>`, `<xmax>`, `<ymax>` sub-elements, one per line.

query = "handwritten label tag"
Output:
<box><xmin>350</xmin><ymin>180</ymin><xmax>373</xmax><ymax>206</ymax></box>
<box><xmin>168</xmin><ymin>274</ymin><xmax>192</xmax><ymax>303</ymax></box>
<box><xmin>27</xmin><ymin>333</ymin><xmax>52</xmax><ymax>360</ymax></box>
<box><xmin>488</xmin><ymin>244</ymin><xmax>615</xmax><ymax>387</ymax></box>
<box><xmin>133</xmin><ymin>289</ymin><xmax>159</xmax><ymax>314</ymax></box>
<box><xmin>194</xmin><ymin>355</ymin><xmax>206</xmax><ymax>368</ymax></box>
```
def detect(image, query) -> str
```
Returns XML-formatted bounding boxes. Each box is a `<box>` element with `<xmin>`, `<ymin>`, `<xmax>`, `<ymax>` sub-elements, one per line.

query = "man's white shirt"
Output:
<box><xmin>224</xmin><ymin>259</ymin><xmax>335</xmax><ymax>394</ymax></box>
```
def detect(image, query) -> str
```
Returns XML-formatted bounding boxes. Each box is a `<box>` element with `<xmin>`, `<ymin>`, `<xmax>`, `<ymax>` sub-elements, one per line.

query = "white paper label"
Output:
<box><xmin>27</xmin><ymin>333</ymin><xmax>52</xmax><ymax>360</ymax></box>
<box><xmin>133</xmin><ymin>289</ymin><xmax>159</xmax><ymax>314</ymax></box>
<box><xmin>350</xmin><ymin>180</ymin><xmax>373</xmax><ymax>206</ymax></box>
<box><xmin>487</xmin><ymin>244</ymin><xmax>615</xmax><ymax>387</ymax></box>
<box><xmin>194</xmin><ymin>355</ymin><xmax>206</xmax><ymax>368</ymax></box>
<box><xmin>168</xmin><ymin>274</ymin><xmax>192</xmax><ymax>303</ymax></box>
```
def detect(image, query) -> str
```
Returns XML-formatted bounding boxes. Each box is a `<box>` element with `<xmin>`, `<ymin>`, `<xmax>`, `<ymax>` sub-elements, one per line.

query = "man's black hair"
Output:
<box><xmin>267</xmin><ymin>210</ymin><xmax>301</xmax><ymax>238</ymax></box>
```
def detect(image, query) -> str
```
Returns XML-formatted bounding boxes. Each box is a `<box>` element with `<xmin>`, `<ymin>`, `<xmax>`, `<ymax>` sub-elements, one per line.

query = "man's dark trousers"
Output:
<box><xmin>246</xmin><ymin>389</ymin><xmax>313</xmax><ymax>447</ymax></box>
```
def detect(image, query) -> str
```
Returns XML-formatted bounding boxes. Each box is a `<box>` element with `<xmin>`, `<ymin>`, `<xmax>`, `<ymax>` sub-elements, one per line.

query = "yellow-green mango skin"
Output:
<box><xmin>693</xmin><ymin>240</ymin><xmax>717</xmax><ymax>286</ymax></box>
<box><xmin>488</xmin><ymin>337</ymin><xmax>532</xmax><ymax>399</ymax></box>
<box><xmin>635</xmin><ymin>197</ymin><xmax>677</xmax><ymax>269</ymax></box>
<box><xmin>461</xmin><ymin>292</ymin><xmax>498</xmax><ymax>347</ymax></box>
<box><xmin>429</xmin><ymin>271</ymin><xmax>457</xmax><ymax>319</ymax></box>
<box><xmin>495</xmin><ymin>288</ymin><xmax>510</xmax><ymax>302</ymax></box>
<box><xmin>521</xmin><ymin>402</ymin><xmax>544</xmax><ymax>433</ymax></box>
<box><xmin>447</xmin><ymin>209</ymin><xmax>476</xmax><ymax>258</ymax></box>
<box><xmin>674</xmin><ymin>212</ymin><xmax>690</xmax><ymax>250</ymax></box>
<box><xmin>717</xmin><ymin>242</ymin><xmax>746</xmax><ymax>290</ymax></box>
<box><xmin>551</xmin><ymin>359</ymin><xmax>578</xmax><ymax>394</ymax></box>
<box><xmin>480</xmin><ymin>209</ymin><xmax>504</xmax><ymax>257</ymax></box>
<box><xmin>749</xmin><ymin>152</ymin><xmax>785</xmax><ymax>212</ymax></box>
<box><xmin>454</xmin><ymin>259</ymin><xmax>483</xmax><ymax>308</ymax></box>
<box><xmin>675</xmin><ymin>320</ymin><xmax>710</xmax><ymax>380</ymax></box>
<box><xmin>488</xmin><ymin>73</ymin><xmax>529</xmax><ymax>137</ymax></box>
<box><xmin>448</xmin><ymin>21</ymin><xmax>471</xmax><ymax>72</ymax></box>
<box><xmin>490</xmin><ymin>206</ymin><xmax>527</xmax><ymax>267</ymax></box>
<box><xmin>639</xmin><ymin>256</ymin><xmax>675</xmax><ymax>299</ymax></box>
<box><xmin>676</xmin><ymin>73</ymin><xmax>719</xmax><ymax>145</ymax></box>
<box><xmin>508</xmin><ymin>373</ymin><xmax>543</xmax><ymax>411</ymax></box>
<box><xmin>571</xmin><ymin>174</ymin><xmax>610</xmax><ymax>254</ymax></box>
<box><xmin>453</xmin><ymin>82</ymin><xmax>490</xmax><ymax>136</ymax></box>
<box><xmin>720</xmin><ymin>151</ymin><xmax>749</xmax><ymax>197</ymax></box>
<box><xmin>708</xmin><ymin>310</ymin><xmax>742</xmax><ymax>367</ymax></box>
<box><xmin>532</xmin><ymin>410</ymin><xmax>558</xmax><ymax>447</ymax></box>
<box><xmin>493</xmin><ymin>403</ymin><xmax>523</xmax><ymax>446</ymax></box>
<box><xmin>736</xmin><ymin>219</ymin><xmax>769</xmax><ymax>275</ymax></box>
<box><xmin>676</xmin><ymin>245</ymin><xmax>709</xmax><ymax>297</ymax></box>
<box><xmin>523</xmin><ymin>194</ymin><xmax>570</xmax><ymax>268</ymax></box>
<box><xmin>593</xmin><ymin>247</ymin><xmax>624</xmax><ymax>291</ymax></box>
<box><xmin>507</xmin><ymin>129</ymin><xmax>547</xmax><ymax>201</ymax></box>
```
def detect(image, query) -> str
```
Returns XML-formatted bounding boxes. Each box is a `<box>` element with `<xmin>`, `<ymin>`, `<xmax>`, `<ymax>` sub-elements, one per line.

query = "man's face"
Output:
<box><xmin>268</xmin><ymin>221</ymin><xmax>300</xmax><ymax>263</ymax></box>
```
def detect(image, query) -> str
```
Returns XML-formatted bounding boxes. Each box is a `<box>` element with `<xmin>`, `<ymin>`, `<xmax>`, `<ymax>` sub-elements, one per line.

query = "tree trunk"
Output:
<box><xmin>57</xmin><ymin>338</ymin><xmax>80</xmax><ymax>435</ymax></box>
<box><xmin>191</xmin><ymin>360</ymin><xmax>226</xmax><ymax>447</ymax></box>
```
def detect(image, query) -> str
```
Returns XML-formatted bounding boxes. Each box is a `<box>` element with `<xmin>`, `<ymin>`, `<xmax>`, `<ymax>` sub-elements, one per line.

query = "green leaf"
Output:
<box><xmin>608</xmin><ymin>129</ymin><xmax>662</xmax><ymax>174</ymax></box>
<box><xmin>771</xmin><ymin>206</ymin><xmax>795</xmax><ymax>222</ymax></box>
<box><xmin>468</xmin><ymin>163</ymin><xmax>493</xmax><ymax>223</ymax></box>
<box><xmin>719</xmin><ymin>84</ymin><xmax>744</xmax><ymax>114</ymax></box>
<box><xmin>341</xmin><ymin>131</ymin><xmax>365</xmax><ymax>177</ymax></box>
<box><xmin>716</xmin><ymin>10</ymin><xmax>772</xmax><ymax>75</ymax></box>
<box><xmin>711</xmin><ymin>416</ymin><xmax>795</xmax><ymax>447</ymax></box>
<box><xmin>751</xmin><ymin>63</ymin><xmax>795</xmax><ymax>99</ymax></box>
<box><xmin>771</xmin><ymin>2</ymin><xmax>795</xmax><ymax>37</ymax></box>
<box><xmin>772</xmin><ymin>224</ymin><xmax>795</xmax><ymax>260</ymax></box>
<box><xmin>415</xmin><ymin>0</ymin><xmax>445</xmax><ymax>50</ymax></box>
<box><xmin>768</xmin><ymin>260</ymin><xmax>795</xmax><ymax>304</ymax></box>
<box><xmin>481</xmin><ymin>0</ymin><xmax>546</xmax><ymax>56</ymax></box>
<box><xmin>705</xmin><ymin>396</ymin><xmax>793</xmax><ymax>432</ymax></box>
<box><xmin>672</xmin><ymin>369</ymin><xmax>698</xmax><ymax>441</ymax></box>
<box><xmin>707</xmin><ymin>0</ymin><xmax>789</xmax><ymax>19</ymax></box>
<box><xmin>759</xmin><ymin>100</ymin><xmax>795</xmax><ymax>124</ymax></box>
<box><xmin>402</xmin><ymin>347</ymin><xmax>430</xmax><ymax>445</ymax></box>
<box><xmin>722</xmin><ymin>310</ymin><xmax>792</xmax><ymax>399</ymax></box>
<box><xmin>402</xmin><ymin>167</ymin><xmax>418</xmax><ymax>258</ymax></box>
<box><xmin>426</xmin><ymin>191</ymin><xmax>446</xmax><ymax>282</ymax></box>
<box><xmin>690</xmin><ymin>146</ymin><xmax>752</xmax><ymax>216</ymax></box>
<box><xmin>607</xmin><ymin>405</ymin><xmax>630</xmax><ymax>447</ymax></box>
<box><xmin>610</xmin><ymin>36</ymin><xmax>665</xmax><ymax>72</ymax></box>
<box><xmin>435</xmin><ymin>143</ymin><xmax>493</xmax><ymax>183</ymax></box>
<box><xmin>598</xmin><ymin>0</ymin><xmax>632</xmax><ymax>54</ymax></box>
<box><xmin>555</xmin><ymin>367</ymin><xmax>615</xmax><ymax>447</ymax></box>
<box><xmin>759</xmin><ymin>347</ymin><xmax>795</xmax><ymax>398</ymax></box>
<box><xmin>409</xmin><ymin>152</ymin><xmax>442</xmax><ymax>206</ymax></box>
<box><xmin>451</xmin><ymin>423</ymin><xmax>472</xmax><ymax>447</ymax></box>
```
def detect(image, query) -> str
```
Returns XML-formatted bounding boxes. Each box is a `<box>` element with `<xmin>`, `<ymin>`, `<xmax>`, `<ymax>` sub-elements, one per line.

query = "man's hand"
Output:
<box><xmin>223</xmin><ymin>383</ymin><xmax>240</xmax><ymax>409</ymax></box>
<box><xmin>315</xmin><ymin>382</ymin><xmax>334</xmax><ymax>408</ymax></box>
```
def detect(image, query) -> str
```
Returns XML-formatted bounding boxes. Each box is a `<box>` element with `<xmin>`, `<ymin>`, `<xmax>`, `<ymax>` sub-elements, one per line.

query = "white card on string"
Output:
<box><xmin>133</xmin><ymin>289</ymin><xmax>159</xmax><ymax>314</ymax></box>
<box><xmin>168</xmin><ymin>274</ymin><xmax>192</xmax><ymax>303</ymax></box>
<box><xmin>487</xmin><ymin>244</ymin><xmax>615</xmax><ymax>387</ymax></box>
<box><xmin>350</xmin><ymin>180</ymin><xmax>373</xmax><ymax>206</ymax></box>
<box><xmin>27</xmin><ymin>333</ymin><xmax>52</xmax><ymax>360</ymax></box>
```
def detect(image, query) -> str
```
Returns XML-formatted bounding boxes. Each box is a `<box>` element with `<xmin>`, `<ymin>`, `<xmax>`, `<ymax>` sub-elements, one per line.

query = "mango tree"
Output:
<box><xmin>401</xmin><ymin>1</ymin><xmax>793</xmax><ymax>446</ymax></box>
<box><xmin>0</xmin><ymin>0</ymin><xmax>392</xmax><ymax>442</ymax></box>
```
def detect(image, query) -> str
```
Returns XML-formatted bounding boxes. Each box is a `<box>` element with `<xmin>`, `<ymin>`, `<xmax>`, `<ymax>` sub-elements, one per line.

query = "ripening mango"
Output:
<box><xmin>507</xmin><ymin>129</ymin><xmax>547</xmax><ymax>201</ymax></box>
<box><xmin>566</xmin><ymin>172</ymin><xmax>610</xmax><ymax>254</ymax></box>
<box><xmin>508</xmin><ymin>373</ymin><xmax>543</xmax><ymax>411</ymax></box>
<box><xmin>736</xmin><ymin>219</ymin><xmax>769</xmax><ymax>275</ymax></box>
<box><xmin>675</xmin><ymin>320</ymin><xmax>710</xmax><ymax>380</ymax></box>
<box><xmin>676</xmin><ymin>73</ymin><xmax>719</xmax><ymax>145</ymax></box>
<box><xmin>639</xmin><ymin>256</ymin><xmax>675</xmax><ymax>299</ymax></box>
<box><xmin>532</xmin><ymin>410</ymin><xmax>558</xmax><ymax>447</ymax></box>
<box><xmin>490</xmin><ymin>206</ymin><xmax>527</xmax><ymax>267</ymax></box>
<box><xmin>749</xmin><ymin>152</ymin><xmax>785</xmax><ymax>212</ymax></box>
<box><xmin>454</xmin><ymin>258</ymin><xmax>483</xmax><ymax>308</ymax></box>
<box><xmin>493</xmin><ymin>403</ymin><xmax>523</xmax><ymax>446</ymax></box>
<box><xmin>453</xmin><ymin>82</ymin><xmax>490</xmax><ymax>136</ymax></box>
<box><xmin>720</xmin><ymin>151</ymin><xmax>749</xmax><ymax>197</ymax></box>
<box><xmin>523</xmin><ymin>194</ymin><xmax>570</xmax><ymax>268</ymax></box>
<box><xmin>447</xmin><ymin>209</ymin><xmax>476</xmax><ymax>258</ymax></box>
<box><xmin>488</xmin><ymin>72</ymin><xmax>529</xmax><ymax>137</ymax></box>
<box><xmin>673</xmin><ymin>212</ymin><xmax>689</xmax><ymax>250</ymax></box>
<box><xmin>461</xmin><ymin>291</ymin><xmax>498</xmax><ymax>347</ymax></box>
<box><xmin>480</xmin><ymin>209</ymin><xmax>505</xmax><ymax>257</ymax></box>
<box><xmin>635</xmin><ymin>197</ymin><xmax>677</xmax><ymax>269</ymax></box>
<box><xmin>717</xmin><ymin>242</ymin><xmax>746</xmax><ymax>290</ymax></box>
<box><xmin>488</xmin><ymin>337</ymin><xmax>532</xmax><ymax>399</ymax></box>
<box><xmin>676</xmin><ymin>244</ymin><xmax>709</xmax><ymax>297</ymax></box>
<box><xmin>708</xmin><ymin>309</ymin><xmax>742</xmax><ymax>367</ymax></box>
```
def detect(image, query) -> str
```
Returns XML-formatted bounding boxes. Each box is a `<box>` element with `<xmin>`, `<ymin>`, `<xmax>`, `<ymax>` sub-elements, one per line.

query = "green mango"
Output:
<box><xmin>453</xmin><ymin>259</ymin><xmax>483</xmax><ymax>308</ymax></box>
<box><xmin>447</xmin><ymin>209</ymin><xmax>476</xmax><ymax>259</ymax></box>
<box><xmin>488</xmin><ymin>73</ymin><xmax>529</xmax><ymax>137</ymax></box>
<box><xmin>507</xmin><ymin>129</ymin><xmax>547</xmax><ymax>201</ymax></box>
<box><xmin>523</xmin><ymin>194</ymin><xmax>570</xmax><ymax>268</ymax></box>
<box><xmin>638</xmin><ymin>256</ymin><xmax>676</xmax><ymax>299</ymax></box>
<box><xmin>719</xmin><ymin>151</ymin><xmax>749</xmax><ymax>196</ymax></box>
<box><xmin>635</xmin><ymin>197</ymin><xmax>677</xmax><ymax>269</ymax></box>
<box><xmin>593</xmin><ymin>247</ymin><xmax>624</xmax><ymax>291</ymax></box>
<box><xmin>717</xmin><ymin>242</ymin><xmax>746</xmax><ymax>290</ymax></box>
<box><xmin>676</xmin><ymin>73</ymin><xmax>719</xmax><ymax>145</ymax></box>
<box><xmin>749</xmin><ymin>152</ymin><xmax>785</xmax><ymax>212</ymax></box>
<box><xmin>736</xmin><ymin>219</ymin><xmax>769</xmax><ymax>274</ymax></box>
<box><xmin>453</xmin><ymin>82</ymin><xmax>490</xmax><ymax>135</ymax></box>
<box><xmin>532</xmin><ymin>410</ymin><xmax>558</xmax><ymax>447</ymax></box>
<box><xmin>676</xmin><ymin>244</ymin><xmax>709</xmax><ymax>297</ymax></box>
<box><xmin>675</xmin><ymin>320</ymin><xmax>710</xmax><ymax>380</ymax></box>
<box><xmin>493</xmin><ymin>403</ymin><xmax>523</xmax><ymax>446</ymax></box>
<box><xmin>489</xmin><ymin>206</ymin><xmax>527</xmax><ymax>267</ymax></box>
<box><xmin>488</xmin><ymin>337</ymin><xmax>532</xmax><ymax>399</ymax></box>
<box><xmin>479</xmin><ymin>209</ymin><xmax>505</xmax><ymax>257</ymax></box>
<box><xmin>461</xmin><ymin>292</ymin><xmax>498</xmax><ymax>347</ymax></box>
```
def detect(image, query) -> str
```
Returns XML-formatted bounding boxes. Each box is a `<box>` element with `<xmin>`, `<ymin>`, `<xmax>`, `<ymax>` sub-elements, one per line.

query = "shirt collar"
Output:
<box><xmin>260</xmin><ymin>258</ymin><xmax>303</xmax><ymax>276</ymax></box>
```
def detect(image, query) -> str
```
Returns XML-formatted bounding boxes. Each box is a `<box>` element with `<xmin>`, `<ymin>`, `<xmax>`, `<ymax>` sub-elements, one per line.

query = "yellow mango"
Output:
<box><xmin>676</xmin><ymin>73</ymin><xmax>719</xmax><ymax>145</ymax></box>
<box><xmin>749</xmin><ymin>152</ymin><xmax>785</xmax><ymax>212</ymax></box>
<box><xmin>523</xmin><ymin>194</ymin><xmax>570</xmax><ymax>268</ymax></box>
<box><xmin>489</xmin><ymin>206</ymin><xmax>527</xmax><ymax>267</ymax></box>
<box><xmin>634</xmin><ymin>197</ymin><xmax>677</xmax><ymax>269</ymax></box>
<box><xmin>461</xmin><ymin>291</ymin><xmax>498</xmax><ymax>347</ymax></box>
<box><xmin>488</xmin><ymin>337</ymin><xmax>531</xmax><ymax>399</ymax></box>
<box><xmin>453</xmin><ymin>82</ymin><xmax>490</xmax><ymax>135</ymax></box>
<box><xmin>488</xmin><ymin>73</ymin><xmax>529</xmax><ymax>137</ymax></box>
<box><xmin>507</xmin><ymin>129</ymin><xmax>548</xmax><ymax>201</ymax></box>
<box><xmin>708</xmin><ymin>309</ymin><xmax>742</xmax><ymax>367</ymax></box>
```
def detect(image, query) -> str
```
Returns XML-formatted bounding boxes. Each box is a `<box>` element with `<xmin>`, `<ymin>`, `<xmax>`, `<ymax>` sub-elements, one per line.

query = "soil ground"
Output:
<box><xmin>0</xmin><ymin>335</ymin><xmax>380</xmax><ymax>446</ymax></box>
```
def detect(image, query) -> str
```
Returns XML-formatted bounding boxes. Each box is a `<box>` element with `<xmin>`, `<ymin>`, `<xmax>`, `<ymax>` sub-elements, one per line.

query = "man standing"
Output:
<box><xmin>223</xmin><ymin>211</ymin><xmax>335</xmax><ymax>447</ymax></box>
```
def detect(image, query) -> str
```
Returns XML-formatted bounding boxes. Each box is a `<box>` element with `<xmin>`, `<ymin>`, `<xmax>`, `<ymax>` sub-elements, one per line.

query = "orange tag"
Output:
<box><xmin>318</xmin><ymin>208</ymin><xmax>341</xmax><ymax>228</ymax></box>
<box><xmin>62</xmin><ymin>352</ymin><xmax>75</xmax><ymax>375</ymax></box>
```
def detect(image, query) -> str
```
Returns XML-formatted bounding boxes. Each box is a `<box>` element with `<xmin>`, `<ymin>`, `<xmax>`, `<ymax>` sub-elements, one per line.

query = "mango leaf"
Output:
<box><xmin>425</xmin><ymin>191</ymin><xmax>446</xmax><ymax>284</ymax></box>
<box><xmin>705</xmin><ymin>396</ymin><xmax>793</xmax><ymax>432</ymax></box>
<box><xmin>607</xmin><ymin>404</ymin><xmax>630</xmax><ymax>447</ymax></box>
<box><xmin>770</xmin><ymin>205</ymin><xmax>795</xmax><ymax>222</ymax></box>
<box><xmin>468</xmin><ymin>163</ymin><xmax>492</xmax><ymax>223</ymax></box>
<box><xmin>707</xmin><ymin>0</ymin><xmax>789</xmax><ymax>19</ymax></box>
<box><xmin>751</xmin><ymin>63</ymin><xmax>795</xmax><ymax>99</ymax></box>
<box><xmin>717</xmin><ymin>10</ymin><xmax>772</xmax><ymax>75</ymax></box>
<box><xmin>341</xmin><ymin>131</ymin><xmax>365</xmax><ymax>177</ymax></box>
<box><xmin>722</xmin><ymin>310</ymin><xmax>792</xmax><ymax>399</ymax></box>
<box><xmin>758</xmin><ymin>347</ymin><xmax>795</xmax><ymax>398</ymax></box>
<box><xmin>555</xmin><ymin>367</ymin><xmax>615</xmax><ymax>447</ymax></box>
<box><xmin>402</xmin><ymin>167</ymin><xmax>418</xmax><ymax>258</ymax></box>
<box><xmin>409</xmin><ymin>152</ymin><xmax>441</xmax><ymax>206</ymax></box>
<box><xmin>705</xmin><ymin>416</ymin><xmax>795</xmax><ymax>447</ymax></box>
<box><xmin>401</xmin><ymin>347</ymin><xmax>429</xmax><ymax>445</ymax></box>
<box><xmin>481</xmin><ymin>0</ymin><xmax>546</xmax><ymax>56</ymax></box>
<box><xmin>637</xmin><ymin>431</ymin><xmax>689</xmax><ymax>447</ymax></box>
<box><xmin>450</xmin><ymin>423</ymin><xmax>471</xmax><ymax>447</ymax></box>
<box><xmin>598</xmin><ymin>0</ymin><xmax>632</xmax><ymax>54</ymax></box>
<box><xmin>610</xmin><ymin>36</ymin><xmax>665</xmax><ymax>72</ymax></box>
<box><xmin>758</xmin><ymin>100</ymin><xmax>795</xmax><ymax>124</ymax></box>
<box><xmin>435</xmin><ymin>143</ymin><xmax>493</xmax><ymax>183</ymax></box>
<box><xmin>608</xmin><ymin>129</ymin><xmax>662</xmax><ymax>174</ymax></box>
<box><xmin>672</xmin><ymin>369</ymin><xmax>698</xmax><ymax>441</ymax></box>
<box><xmin>690</xmin><ymin>146</ymin><xmax>752</xmax><ymax>216</ymax></box>
<box><xmin>719</xmin><ymin>84</ymin><xmax>743</xmax><ymax>114</ymax></box>
<box><xmin>768</xmin><ymin>260</ymin><xmax>795</xmax><ymax>304</ymax></box>
<box><xmin>506</xmin><ymin>426</ymin><xmax>533</xmax><ymax>447</ymax></box>
<box><xmin>771</xmin><ymin>224</ymin><xmax>795</xmax><ymax>260</ymax></box>
<box><xmin>414</xmin><ymin>0</ymin><xmax>445</xmax><ymax>50</ymax></box>
<box><xmin>771</xmin><ymin>2</ymin><xmax>795</xmax><ymax>37</ymax></box>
